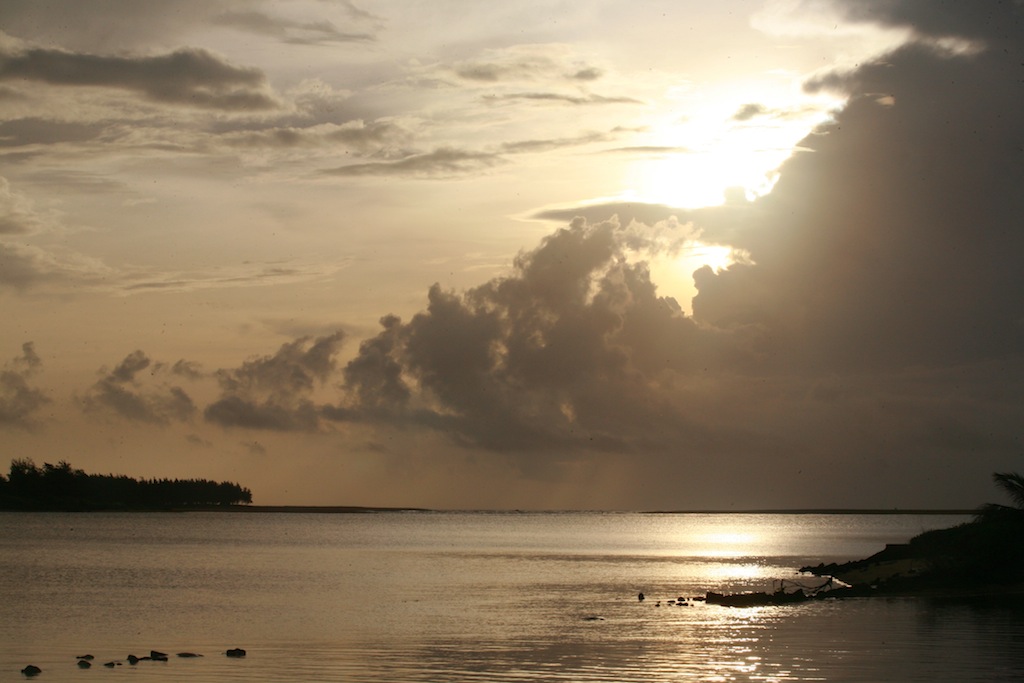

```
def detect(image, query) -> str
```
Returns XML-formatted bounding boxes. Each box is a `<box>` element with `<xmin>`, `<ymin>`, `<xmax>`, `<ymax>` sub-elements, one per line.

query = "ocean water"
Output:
<box><xmin>1</xmin><ymin>511</ymin><xmax>1022</xmax><ymax>682</ymax></box>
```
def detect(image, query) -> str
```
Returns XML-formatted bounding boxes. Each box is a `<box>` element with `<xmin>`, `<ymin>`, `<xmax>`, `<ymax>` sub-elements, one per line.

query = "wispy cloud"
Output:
<box><xmin>320</xmin><ymin>147</ymin><xmax>505</xmax><ymax>178</ymax></box>
<box><xmin>213</xmin><ymin>10</ymin><xmax>375</xmax><ymax>44</ymax></box>
<box><xmin>0</xmin><ymin>176</ymin><xmax>52</xmax><ymax>234</ymax></box>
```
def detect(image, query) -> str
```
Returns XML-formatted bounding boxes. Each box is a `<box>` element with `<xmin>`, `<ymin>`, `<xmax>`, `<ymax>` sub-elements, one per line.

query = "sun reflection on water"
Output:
<box><xmin>698</xmin><ymin>531</ymin><xmax>760</xmax><ymax>558</ymax></box>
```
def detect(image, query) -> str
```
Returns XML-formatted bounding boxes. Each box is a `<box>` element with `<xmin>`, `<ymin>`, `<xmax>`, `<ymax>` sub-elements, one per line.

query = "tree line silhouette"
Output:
<box><xmin>0</xmin><ymin>459</ymin><xmax>252</xmax><ymax>510</ymax></box>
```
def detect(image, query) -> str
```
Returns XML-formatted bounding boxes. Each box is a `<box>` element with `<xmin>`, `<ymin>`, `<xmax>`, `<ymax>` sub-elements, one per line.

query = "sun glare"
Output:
<box><xmin>621</xmin><ymin>86</ymin><xmax>840</xmax><ymax>209</ymax></box>
<box><xmin>647</xmin><ymin>241</ymin><xmax>742</xmax><ymax>314</ymax></box>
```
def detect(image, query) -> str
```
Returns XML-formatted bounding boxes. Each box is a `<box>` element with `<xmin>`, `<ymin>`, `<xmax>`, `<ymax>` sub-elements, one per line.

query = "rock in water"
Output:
<box><xmin>77</xmin><ymin>660</ymin><xmax>92</xmax><ymax>668</ymax></box>
<box><xmin>21</xmin><ymin>665</ymin><xmax>42</xmax><ymax>676</ymax></box>
<box><xmin>226</xmin><ymin>648</ymin><xmax>246</xmax><ymax>658</ymax></box>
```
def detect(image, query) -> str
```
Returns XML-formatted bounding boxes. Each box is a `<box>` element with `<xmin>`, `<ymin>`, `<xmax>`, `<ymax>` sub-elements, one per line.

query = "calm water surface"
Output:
<box><xmin>1</xmin><ymin>511</ymin><xmax>1021</xmax><ymax>682</ymax></box>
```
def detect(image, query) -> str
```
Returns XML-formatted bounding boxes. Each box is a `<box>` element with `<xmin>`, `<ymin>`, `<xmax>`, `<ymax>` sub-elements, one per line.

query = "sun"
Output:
<box><xmin>620</xmin><ymin>83</ymin><xmax>840</xmax><ymax>209</ymax></box>
<box><xmin>628</xmin><ymin>141</ymin><xmax>783</xmax><ymax>210</ymax></box>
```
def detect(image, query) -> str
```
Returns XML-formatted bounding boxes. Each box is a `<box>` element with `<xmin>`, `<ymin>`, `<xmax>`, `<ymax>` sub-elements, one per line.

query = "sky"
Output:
<box><xmin>1</xmin><ymin>0</ymin><xmax>1022</xmax><ymax>510</ymax></box>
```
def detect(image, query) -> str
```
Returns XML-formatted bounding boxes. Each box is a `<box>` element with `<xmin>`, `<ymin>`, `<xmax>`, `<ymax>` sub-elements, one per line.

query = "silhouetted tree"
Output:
<box><xmin>975</xmin><ymin>471</ymin><xmax>1024</xmax><ymax>523</ymax></box>
<box><xmin>1</xmin><ymin>459</ymin><xmax>253</xmax><ymax>510</ymax></box>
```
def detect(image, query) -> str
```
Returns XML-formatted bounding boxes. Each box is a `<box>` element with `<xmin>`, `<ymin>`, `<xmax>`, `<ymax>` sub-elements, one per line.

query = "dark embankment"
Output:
<box><xmin>802</xmin><ymin>513</ymin><xmax>1024</xmax><ymax>598</ymax></box>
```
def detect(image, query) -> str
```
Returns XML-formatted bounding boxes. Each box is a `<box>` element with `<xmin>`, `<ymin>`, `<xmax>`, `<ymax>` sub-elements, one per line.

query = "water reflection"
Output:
<box><xmin>385</xmin><ymin>602</ymin><xmax>798</xmax><ymax>682</ymax></box>
<box><xmin>698</xmin><ymin>531</ymin><xmax>761</xmax><ymax>558</ymax></box>
<box><xmin>4</xmin><ymin>512</ymin><xmax>1016</xmax><ymax>683</ymax></box>
<box><xmin>704</xmin><ymin>562</ymin><xmax>770</xmax><ymax>581</ymax></box>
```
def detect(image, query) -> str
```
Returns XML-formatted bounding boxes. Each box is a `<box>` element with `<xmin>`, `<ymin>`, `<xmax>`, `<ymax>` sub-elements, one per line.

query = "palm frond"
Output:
<box><xmin>992</xmin><ymin>472</ymin><xmax>1024</xmax><ymax>509</ymax></box>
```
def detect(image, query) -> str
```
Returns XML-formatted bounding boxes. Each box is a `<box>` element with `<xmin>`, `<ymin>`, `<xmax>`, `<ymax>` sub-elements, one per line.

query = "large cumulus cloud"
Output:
<box><xmin>692</xmin><ymin>5</ymin><xmax>1024</xmax><ymax>371</ymax></box>
<box><xmin>320</xmin><ymin>0</ymin><xmax>1024</xmax><ymax>502</ymax></box>
<box><xmin>336</xmin><ymin>218</ymin><xmax>742</xmax><ymax>455</ymax></box>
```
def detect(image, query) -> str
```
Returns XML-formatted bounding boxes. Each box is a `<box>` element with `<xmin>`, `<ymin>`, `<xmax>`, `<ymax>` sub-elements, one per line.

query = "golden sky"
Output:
<box><xmin>1</xmin><ymin>0</ymin><xmax>1022</xmax><ymax>509</ymax></box>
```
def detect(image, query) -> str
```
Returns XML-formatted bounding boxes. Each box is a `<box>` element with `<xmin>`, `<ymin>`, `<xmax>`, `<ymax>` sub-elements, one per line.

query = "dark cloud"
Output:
<box><xmin>0</xmin><ymin>0</ymin><xmax>225</xmax><ymax>51</ymax></box>
<box><xmin>0</xmin><ymin>342</ymin><xmax>49</xmax><ymax>429</ymax></box>
<box><xmin>0</xmin><ymin>46</ymin><xmax>278</xmax><ymax>110</ymax></box>
<box><xmin>204</xmin><ymin>332</ymin><xmax>345</xmax><ymax>431</ymax></box>
<box><xmin>0</xmin><ymin>176</ymin><xmax>52</xmax><ymax>235</ymax></box>
<box><xmin>213</xmin><ymin>10</ymin><xmax>374</xmax><ymax>44</ymax></box>
<box><xmin>0</xmin><ymin>242</ymin><xmax>125</xmax><ymax>291</ymax></box>
<box><xmin>533</xmin><ymin>202</ymin><xmax>682</xmax><ymax>227</ymax></box>
<box><xmin>571</xmin><ymin>67</ymin><xmax>603</xmax><ymax>81</ymax></box>
<box><xmin>0</xmin><ymin>118</ymin><xmax>108</xmax><ymax>148</ymax></box>
<box><xmin>171</xmin><ymin>360</ymin><xmax>204</xmax><ymax>380</ymax></box>
<box><xmin>319</xmin><ymin>131</ymin><xmax>623</xmax><ymax>178</ymax></box>
<box><xmin>80</xmin><ymin>350</ymin><xmax>196</xmax><ymax>424</ymax></box>
<box><xmin>499</xmin><ymin>132</ymin><xmax>610</xmax><ymax>154</ymax></box>
<box><xmin>831</xmin><ymin>0</ymin><xmax>1024</xmax><ymax>48</ymax></box>
<box><xmin>243</xmin><ymin>440</ymin><xmax>268</xmax><ymax>456</ymax></box>
<box><xmin>482</xmin><ymin>92</ymin><xmax>643</xmax><ymax>106</ymax></box>
<box><xmin>221</xmin><ymin>119</ymin><xmax>411</xmax><ymax>153</ymax></box>
<box><xmin>453</xmin><ymin>53</ymin><xmax>603</xmax><ymax>83</ymax></box>
<box><xmin>0</xmin><ymin>85</ymin><xmax>26</xmax><ymax>101</ymax></box>
<box><xmin>598</xmin><ymin>146</ymin><xmax>692</xmax><ymax>155</ymax></box>
<box><xmin>695</xmin><ymin>37</ymin><xmax>1024</xmax><ymax>371</ymax></box>
<box><xmin>19</xmin><ymin>170</ymin><xmax>128</xmax><ymax>194</ymax></box>
<box><xmin>342</xmin><ymin>315</ymin><xmax>410</xmax><ymax>410</ymax></box>
<box><xmin>185</xmin><ymin>433</ymin><xmax>213</xmax><ymax>448</ymax></box>
<box><xmin>0</xmin><ymin>243</ymin><xmax>41</xmax><ymax>288</ymax></box>
<box><xmin>730</xmin><ymin>103</ymin><xmax>819</xmax><ymax>124</ymax></box>
<box><xmin>320</xmin><ymin>147</ymin><xmax>505</xmax><ymax>178</ymax></box>
<box><xmin>732</xmin><ymin>103</ymin><xmax>769</xmax><ymax>121</ymax></box>
<box><xmin>119</xmin><ymin>261</ymin><xmax>340</xmax><ymax>294</ymax></box>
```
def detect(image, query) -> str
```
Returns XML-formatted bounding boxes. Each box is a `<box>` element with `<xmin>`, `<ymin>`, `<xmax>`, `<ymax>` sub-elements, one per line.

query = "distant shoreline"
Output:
<box><xmin>647</xmin><ymin>509</ymin><xmax>975</xmax><ymax>515</ymax></box>
<box><xmin>182</xmin><ymin>505</ymin><xmax>433</xmax><ymax>513</ymax></box>
<box><xmin>174</xmin><ymin>506</ymin><xmax>975</xmax><ymax>515</ymax></box>
<box><xmin>0</xmin><ymin>505</ymin><xmax>977</xmax><ymax>514</ymax></box>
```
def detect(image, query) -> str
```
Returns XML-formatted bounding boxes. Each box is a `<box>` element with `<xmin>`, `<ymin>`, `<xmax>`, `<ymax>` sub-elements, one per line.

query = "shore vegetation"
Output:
<box><xmin>0</xmin><ymin>459</ymin><xmax>252</xmax><ymax>511</ymax></box>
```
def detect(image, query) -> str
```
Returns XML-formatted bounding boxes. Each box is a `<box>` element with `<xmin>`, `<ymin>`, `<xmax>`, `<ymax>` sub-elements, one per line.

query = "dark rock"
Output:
<box><xmin>226</xmin><ymin>648</ymin><xmax>246</xmax><ymax>658</ymax></box>
<box><xmin>103</xmin><ymin>661</ymin><xmax>118</xmax><ymax>667</ymax></box>
<box><xmin>76</xmin><ymin>654</ymin><xmax>94</xmax><ymax>660</ymax></box>
<box><xmin>706</xmin><ymin>589</ymin><xmax>808</xmax><ymax>607</ymax></box>
<box><xmin>177</xmin><ymin>652</ymin><xmax>203</xmax><ymax>658</ymax></box>
<box><xmin>21</xmin><ymin>665</ymin><xmax>42</xmax><ymax>676</ymax></box>
<box><xmin>127</xmin><ymin>654</ymin><xmax>139</xmax><ymax>664</ymax></box>
<box><xmin>150</xmin><ymin>650</ymin><xmax>168</xmax><ymax>660</ymax></box>
<box><xmin>77</xmin><ymin>660</ymin><xmax>92</xmax><ymax>668</ymax></box>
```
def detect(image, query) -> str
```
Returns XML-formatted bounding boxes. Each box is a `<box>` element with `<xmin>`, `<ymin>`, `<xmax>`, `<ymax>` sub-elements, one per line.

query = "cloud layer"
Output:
<box><xmin>0</xmin><ymin>0</ymin><xmax>1021</xmax><ymax>508</ymax></box>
